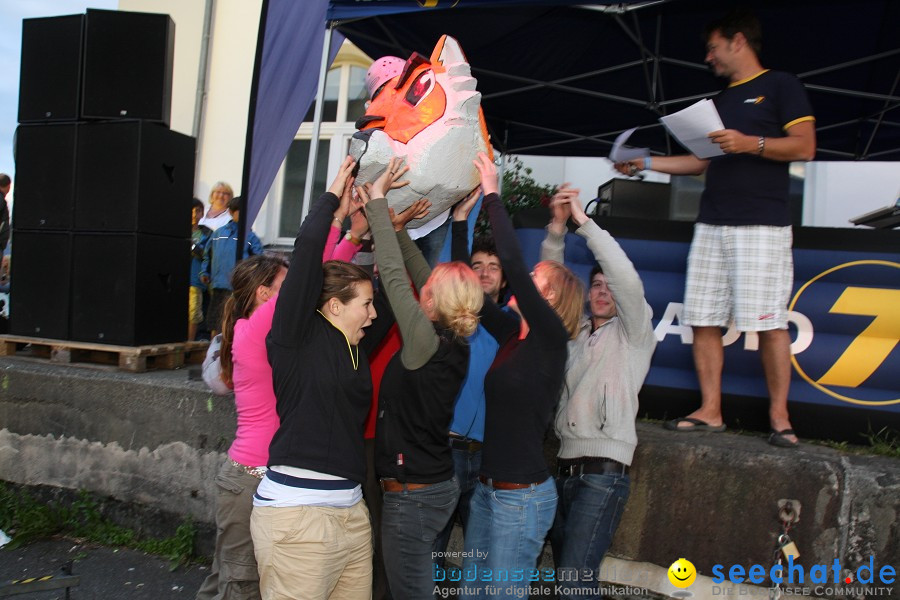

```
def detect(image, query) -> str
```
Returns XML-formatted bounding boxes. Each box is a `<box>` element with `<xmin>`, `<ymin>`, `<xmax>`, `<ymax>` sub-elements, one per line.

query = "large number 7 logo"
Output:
<box><xmin>817</xmin><ymin>287</ymin><xmax>900</xmax><ymax>388</ymax></box>
<box><xmin>789</xmin><ymin>260</ymin><xmax>900</xmax><ymax>406</ymax></box>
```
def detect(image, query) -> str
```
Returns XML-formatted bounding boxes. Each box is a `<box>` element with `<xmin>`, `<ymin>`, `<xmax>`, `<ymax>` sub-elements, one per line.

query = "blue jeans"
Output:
<box><xmin>434</xmin><ymin>446</ymin><xmax>481</xmax><ymax>565</ymax></box>
<box><xmin>549</xmin><ymin>473</ymin><xmax>630</xmax><ymax>599</ymax></box>
<box><xmin>460</xmin><ymin>477</ymin><xmax>557</xmax><ymax>600</ymax></box>
<box><xmin>381</xmin><ymin>477</ymin><xmax>459</xmax><ymax>600</ymax></box>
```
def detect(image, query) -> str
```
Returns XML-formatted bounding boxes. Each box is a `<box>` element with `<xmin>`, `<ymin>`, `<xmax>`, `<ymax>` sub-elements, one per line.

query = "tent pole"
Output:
<box><xmin>482</xmin><ymin>60</ymin><xmax>644</xmax><ymax>101</ymax></box>
<box><xmin>301</xmin><ymin>22</ymin><xmax>335</xmax><ymax>222</ymax></box>
<box><xmin>862</xmin><ymin>68</ymin><xmax>900</xmax><ymax>159</ymax></box>
<box><xmin>498</xmin><ymin>128</ymin><xmax>509</xmax><ymax>199</ymax></box>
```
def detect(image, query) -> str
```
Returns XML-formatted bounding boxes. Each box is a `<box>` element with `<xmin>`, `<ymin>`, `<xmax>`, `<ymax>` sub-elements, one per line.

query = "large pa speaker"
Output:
<box><xmin>70</xmin><ymin>233</ymin><xmax>189</xmax><ymax>346</ymax></box>
<box><xmin>74</xmin><ymin>121</ymin><xmax>195</xmax><ymax>237</ymax></box>
<box><xmin>597</xmin><ymin>179</ymin><xmax>672</xmax><ymax>220</ymax></box>
<box><xmin>13</xmin><ymin>123</ymin><xmax>79</xmax><ymax>231</ymax></box>
<box><xmin>10</xmin><ymin>232</ymin><xmax>72</xmax><ymax>339</ymax></box>
<box><xmin>81</xmin><ymin>9</ymin><xmax>174</xmax><ymax>125</ymax></box>
<box><xmin>18</xmin><ymin>14</ymin><xmax>85</xmax><ymax>123</ymax></box>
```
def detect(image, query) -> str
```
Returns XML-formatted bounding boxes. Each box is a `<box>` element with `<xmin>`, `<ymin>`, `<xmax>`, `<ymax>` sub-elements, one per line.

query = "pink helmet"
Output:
<box><xmin>365</xmin><ymin>56</ymin><xmax>405</xmax><ymax>100</ymax></box>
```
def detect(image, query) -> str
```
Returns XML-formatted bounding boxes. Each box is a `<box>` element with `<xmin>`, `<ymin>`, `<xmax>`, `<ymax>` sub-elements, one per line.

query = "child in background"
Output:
<box><xmin>189</xmin><ymin>198</ymin><xmax>211</xmax><ymax>341</ymax></box>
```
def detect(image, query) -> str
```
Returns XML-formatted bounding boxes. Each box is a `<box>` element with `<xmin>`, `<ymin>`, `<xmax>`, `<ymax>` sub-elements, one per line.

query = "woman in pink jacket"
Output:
<box><xmin>196</xmin><ymin>192</ymin><xmax>368</xmax><ymax>600</ymax></box>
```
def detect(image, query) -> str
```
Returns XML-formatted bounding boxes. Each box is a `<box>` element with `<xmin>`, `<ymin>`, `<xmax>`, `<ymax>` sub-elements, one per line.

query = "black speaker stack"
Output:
<box><xmin>12</xmin><ymin>9</ymin><xmax>195</xmax><ymax>346</ymax></box>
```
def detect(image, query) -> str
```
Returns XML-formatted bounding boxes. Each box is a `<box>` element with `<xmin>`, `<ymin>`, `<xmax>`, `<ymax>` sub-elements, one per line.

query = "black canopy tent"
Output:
<box><xmin>329</xmin><ymin>0</ymin><xmax>900</xmax><ymax>160</ymax></box>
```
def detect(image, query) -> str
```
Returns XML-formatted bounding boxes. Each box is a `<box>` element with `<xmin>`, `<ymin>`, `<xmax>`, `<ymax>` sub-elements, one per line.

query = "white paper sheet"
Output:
<box><xmin>609</xmin><ymin>127</ymin><xmax>650</xmax><ymax>162</ymax></box>
<box><xmin>659</xmin><ymin>99</ymin><xmax>726</xmax><ymax>159</ymax></box>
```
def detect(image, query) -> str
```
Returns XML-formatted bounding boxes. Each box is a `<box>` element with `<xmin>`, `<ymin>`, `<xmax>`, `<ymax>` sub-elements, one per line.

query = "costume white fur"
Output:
<box><xmin>349</xmin><ymin>36</ymin><xmax>492</xmax><ymax>230</ymax></box>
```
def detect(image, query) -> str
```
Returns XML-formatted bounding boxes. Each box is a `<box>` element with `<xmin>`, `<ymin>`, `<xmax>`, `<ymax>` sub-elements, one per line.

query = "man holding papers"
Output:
<box><xmin>615</xmin><ymin>10</ymin><xmax>815</xmax><ymax>448</ymax></box>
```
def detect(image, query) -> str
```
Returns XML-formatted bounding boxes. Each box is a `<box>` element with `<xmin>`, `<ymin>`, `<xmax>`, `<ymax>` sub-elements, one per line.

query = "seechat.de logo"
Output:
<box><xmin>788</xmin><ymin>260</ymin><xmax>899</xmax><ymax>406</ymax></box>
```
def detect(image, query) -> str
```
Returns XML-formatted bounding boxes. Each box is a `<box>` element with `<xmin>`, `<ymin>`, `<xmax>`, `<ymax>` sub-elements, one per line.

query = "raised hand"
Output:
<box><xmin>349</xmin><ymin>194</ymin><xmax>370</xmax><ymax>238</ymax></box>
<box><xmin>472</xmin><ymin>152</ymin><xmax>499</xmax><ymax>197</ymax></box>
<box><xmin>334</xmin><ymin>171</ymin><xmax>357</xmax><ymax>222</ymax></box>
<box><xmin>327</xmin><ymin>155</ymin><xmax>357</xmax><ymax>198</ymax></box>
<box><xmin>566</xmin><ymin>191</ymin><xmax>589</xmax><ymax>226</ymax></box>
<box><xmin>452</xmin><ymin>187</ymin><xmax>482</xmax><ymax>222</ymax></box>
<box><xmin>390</xmin><ymin>198</ymin><xmax>432</xmax><ymax>232</ymax></box>
<box><xmin>550</xmin><ymin>183</ymin><xmax>577</xmax><ymax>226</ymax></box>
<box><xmin>370</xmin><ymin>157</ymin><xmax>410</xmax><ymax>199</ymax></box>
<box><xmin>355</xmin><ymin>183</ymin><xmax>374</xmax><ymax>206</ymax></box>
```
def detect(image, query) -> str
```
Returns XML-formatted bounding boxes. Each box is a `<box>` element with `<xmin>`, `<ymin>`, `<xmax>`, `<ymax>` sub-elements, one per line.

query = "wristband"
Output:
<box><xmin>333</xmin><ymin>216</ymin><xmax>343</xmax><ymax>225</ymax></box>
<box><xmin>644</xmin><ymin>156</ymin><xmax>652</xmax><ymax>170</ymax></box>
<box><xmin>757</xmin><ymin>136</ymin><xmax>765</xmax><ymax>155</ymax></box>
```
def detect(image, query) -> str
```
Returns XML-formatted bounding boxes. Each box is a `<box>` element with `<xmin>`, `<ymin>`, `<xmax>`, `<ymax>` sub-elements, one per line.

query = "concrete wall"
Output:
<box><xmin>1</xmin><ymin>357</ymin><xmax>897</xmax><ymax>599</ymax></box>
<box><xmin>0</xmin><ymin>358</ymin><xmax>233</xmax><ymax>524</ymax></box>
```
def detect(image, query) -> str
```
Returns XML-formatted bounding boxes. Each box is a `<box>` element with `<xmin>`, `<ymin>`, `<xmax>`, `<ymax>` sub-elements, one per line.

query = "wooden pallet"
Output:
<box><xmin>0</xmin><ymin>335</ymin><xmax>209</xmax><ymax>373</ymax></box>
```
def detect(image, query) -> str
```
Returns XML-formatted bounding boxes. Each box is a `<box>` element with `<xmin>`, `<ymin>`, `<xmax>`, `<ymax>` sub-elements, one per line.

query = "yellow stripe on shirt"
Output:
<box><xmin>784</xmin><ymin>116</ymin><xmax>815</xmax><ymax>131</ymax></box>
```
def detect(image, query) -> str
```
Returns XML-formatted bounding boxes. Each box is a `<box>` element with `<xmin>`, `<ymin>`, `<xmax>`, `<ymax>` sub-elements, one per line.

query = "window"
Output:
<box><xmin>279</xmin><ymin>139</ymin><xmax>329</xmax><ymax>238</ymax></box>
<box><xmin>302</xmin><ymin>68</ymin><xmax>339</xmax><ymax>122</ymax></box>
<box><xmin>346</xmin><ymin>66</ymin><xmax>368</xmax><ymax>124</ymax></box>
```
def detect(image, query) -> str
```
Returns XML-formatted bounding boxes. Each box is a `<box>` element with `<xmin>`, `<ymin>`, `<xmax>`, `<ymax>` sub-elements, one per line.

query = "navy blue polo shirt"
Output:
<box><xmin>700</xmin><ymin>70</ymin><xmax>814</xmax><ymax>226</ymax></box>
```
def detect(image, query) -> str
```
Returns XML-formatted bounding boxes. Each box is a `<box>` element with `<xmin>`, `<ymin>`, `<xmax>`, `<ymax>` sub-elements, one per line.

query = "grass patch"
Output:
<box><xmin>0</xmin><ymin>484</ymin><xmax>196</xmax><ymax>568</ymax></box>
<box><xmin>803</xmin><ymin>426</ymin><xmax>900</xmax><ymax>459</ymax></box>
<box><xmin>863</xmin><ymin>426</ymin><xmax>900</xmax><ymax>458</ymax></box>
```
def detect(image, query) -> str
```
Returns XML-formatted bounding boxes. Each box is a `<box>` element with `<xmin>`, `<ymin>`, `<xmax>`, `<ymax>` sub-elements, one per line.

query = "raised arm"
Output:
<box><xmin>366</xmin><ymin>200</ymin><xmax>439</xmax><ymax>370</ymax></box>
<box><xmin>361</xmin><ymin>158</ymin><xmax>438</xmax><ymax>369</ymax></box>
<box><xmin>451</xmin><ymin>220</ymin><xmax>471</xmax><ymax>263</ymax></box>
<box><xmin>450</xmin><ymin>188</ymin><xmax>480</xmax><ymax>263</ymax></box>
<box><xmin>565</xmin><ymin>194</ymin><xmax>653</xmax><ymax>340</ymax></box>
<box><xmin>327</xmin><ymin>185</ymin><xmax>369</xmax><ymax>262</ymax></box>
<box><xmin>269</xmin><ymin>156</ymin><xmax>355</xmax><ymax>347</ymax></box>
<box><xmin>539</xmin><ymin>184</ymin><xmax>576</xmax><ymax>263</ymax></box>
<box><xmin>322</xmin><ymin>224</ymin><xmax>341</xmax><ymax>262</ymax></box>
<box><xmin>392</xmin><ymin>198</ymin><xmax>433</xmax><ymax>292</ymax></box>
<box><xmin>474</xmin><ymin>153</ymin><xmax>562</xmax><ymax>339</ymax></box>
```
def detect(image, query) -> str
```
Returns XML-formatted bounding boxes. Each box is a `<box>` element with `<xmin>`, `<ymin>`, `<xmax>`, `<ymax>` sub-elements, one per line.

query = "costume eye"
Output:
<box><xmin>404</xmin><ymin>71</ymin><xmax>435</xmax><ymax>106</ymax></box>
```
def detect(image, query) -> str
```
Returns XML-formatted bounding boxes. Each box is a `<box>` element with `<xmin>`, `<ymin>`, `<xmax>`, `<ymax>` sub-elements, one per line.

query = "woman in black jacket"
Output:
<box><xmin>250</xmin><ymin>156</ymin><xmax>393</xmax><ymax>600</ymax></box>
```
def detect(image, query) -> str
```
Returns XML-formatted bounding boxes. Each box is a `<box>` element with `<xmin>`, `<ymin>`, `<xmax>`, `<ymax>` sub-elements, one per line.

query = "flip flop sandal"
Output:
<box><xmin>768</xmin><ymin>428</ymin><xmax>799</xmax><ymax>448</ymax></box>
<box><xmin>663</xmin><ymin>417</ymin><xmax>727</xmax><ymax>433</ymax></box>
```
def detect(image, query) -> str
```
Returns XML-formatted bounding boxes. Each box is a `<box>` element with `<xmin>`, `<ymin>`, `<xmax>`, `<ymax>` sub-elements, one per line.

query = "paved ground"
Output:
<box><xmin>0</xmin><ymin>538</ymin><xmax>664</xmax><ymax>599</ymax></box>
<box><xmin>0</xmin><ymin>538</ymin><xmax>208</xmax><ymax>599</ymax></box>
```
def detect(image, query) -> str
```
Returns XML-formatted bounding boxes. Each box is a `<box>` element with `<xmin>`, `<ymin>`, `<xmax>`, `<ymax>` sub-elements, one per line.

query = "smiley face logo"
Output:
<box><xmin>668</xmin><ymin>558</ymin><xmax>697</xmax><ymax>588</ymax></box>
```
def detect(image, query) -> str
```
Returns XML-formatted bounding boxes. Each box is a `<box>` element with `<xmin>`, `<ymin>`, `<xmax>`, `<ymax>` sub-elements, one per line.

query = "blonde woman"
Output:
<box><xmin>199</xmin><ymin>181</ymin><xmax>234</xmax><ymax>231</ymax></box>
<box><xmin>357</xmin><ymin>159</ymin><xmax>484</xmax><ymax>600</ymax></box>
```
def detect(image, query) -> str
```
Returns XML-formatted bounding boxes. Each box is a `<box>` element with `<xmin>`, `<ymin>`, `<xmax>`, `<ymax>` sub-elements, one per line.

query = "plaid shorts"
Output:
<box><xmin>683</xmin><ymin>223</ymin><xmax>793</xmax><ymax>331</ymax></box>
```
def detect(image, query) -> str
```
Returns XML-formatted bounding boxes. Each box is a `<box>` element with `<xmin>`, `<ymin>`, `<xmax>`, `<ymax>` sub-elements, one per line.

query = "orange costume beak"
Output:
<box><xmin>357</xmin><ymin>35</ymin><xmax>492</xmax><ymax>159</ymax></box>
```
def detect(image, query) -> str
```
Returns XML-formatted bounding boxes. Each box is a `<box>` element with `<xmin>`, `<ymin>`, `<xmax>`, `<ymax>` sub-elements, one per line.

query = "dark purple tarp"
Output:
<box><xmin>242</xmin><ymin>0</ymin><xmax>342</xmax><ymax>236</ymax></box>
